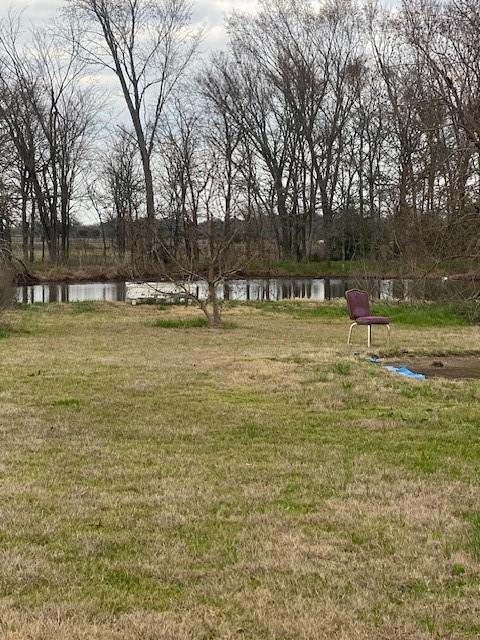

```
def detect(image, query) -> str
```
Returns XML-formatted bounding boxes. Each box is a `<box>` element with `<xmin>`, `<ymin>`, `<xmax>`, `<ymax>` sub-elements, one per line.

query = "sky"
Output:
<box><xmin>1</xmin><ymin>1</ymin><xmax>399</xmax><ymax>54</ymax></box>
<box><xmin>0</xmin><ymin>1</ymin><xmax>260</xmax><ymax>53</ymax></box>
<box><xmin>0</xmin><ymin>1</ymin><xmax>263</xmax><ymax>136</ymax></box>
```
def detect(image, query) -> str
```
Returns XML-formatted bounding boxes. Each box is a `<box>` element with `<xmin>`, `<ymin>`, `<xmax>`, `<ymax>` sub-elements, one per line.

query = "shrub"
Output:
<box><xmin>152</xmin><ymin>317</ymin><xmax>209</xmax><ymax>329</ymax></box>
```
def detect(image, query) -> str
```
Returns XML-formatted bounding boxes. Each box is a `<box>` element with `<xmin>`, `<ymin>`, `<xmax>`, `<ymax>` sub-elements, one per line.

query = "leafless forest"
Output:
<box><xmin>1</xmin><ymin>0</ymin><xmax>480</xmax><ymax>273</ymax></box>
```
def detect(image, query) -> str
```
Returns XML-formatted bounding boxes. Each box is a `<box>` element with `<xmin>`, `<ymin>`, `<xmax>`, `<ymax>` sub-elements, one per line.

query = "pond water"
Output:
<box><xmin>16</xmin><ymin>281</ymin><xmax>127</xmax><ymax>304</ymax></box>
<box><xmin>15</xmin><ymin>276</ymin><xmax>477</xmax><ymax>304</ymax></box>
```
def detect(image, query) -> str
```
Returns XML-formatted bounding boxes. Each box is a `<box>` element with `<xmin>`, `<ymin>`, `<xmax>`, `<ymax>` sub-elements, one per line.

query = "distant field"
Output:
<box><xmin>0</xmin><ymin>301</ymin><xmax>479</xmax><ymax>638</ymax></box>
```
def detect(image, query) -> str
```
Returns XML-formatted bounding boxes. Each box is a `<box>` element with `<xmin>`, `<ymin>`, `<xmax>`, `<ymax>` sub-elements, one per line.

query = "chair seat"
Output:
<box><xmin>356</xmin><ymin>316</ymin><xmax>390</xmax><ymax>325</ymax></box>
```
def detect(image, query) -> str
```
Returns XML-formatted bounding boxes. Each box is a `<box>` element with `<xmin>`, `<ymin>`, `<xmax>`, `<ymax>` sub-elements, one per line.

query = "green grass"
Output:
<box><xmin>243</xmin><ymin>299</ymin><xmax>475</xmax><ymax>327</ymax></box>
<box><xmin>245</xmin><ymin>258</ymin><xmax>372</xmax><ymax>276</ymax></box>
<box><xmin>152</xmin><ymin>317</ymin><xmax>209</xmax><ymax>329</ymax></box>
<box><xmin>374</xmin><ymin>302</ymin><xmax>473</xmax><ymax>327</ymax></box>
<box><xmin>152</xmin><ymin>316</ymin><xmax>237</xmax><ymax>330</ymax></box>
<box><xmin>332</xmin><ymin>362</ymin><xmax>352</xmax><ymax>376</ymax></box>
<box><xmin>466</xmin><ymin>513</ymin><xmax>480</xmax><ymax>561</ymax></box>
<box><xmin>244</xmin><ymin>257</ymin><xmax>399</xmax><ymax>277</ymax></box>
<box><xmin>245</xmin><ymin>257</ymin><xmax>480</xmax><ymax>277</ymax></box>
<box><xmin>71</xmin><ymin>301</ymin><xmax>102</xmax><ymax>314</ymax></box>
<box><xmin>52</xmin><ymin>398</ymin><xmax>82</xmax><ymax>407</ymax></box>
<box><xmin>0</xmin><ymin>302</ymin><xmax>479</xmax><ymax>638</ymax></box>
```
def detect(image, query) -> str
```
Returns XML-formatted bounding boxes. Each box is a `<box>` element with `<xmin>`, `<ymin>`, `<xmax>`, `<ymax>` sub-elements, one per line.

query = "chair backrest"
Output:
<box><xmin>345</xmin><ymin>289</ymin><xmax>370</xmax><ymax>320</ymax></box>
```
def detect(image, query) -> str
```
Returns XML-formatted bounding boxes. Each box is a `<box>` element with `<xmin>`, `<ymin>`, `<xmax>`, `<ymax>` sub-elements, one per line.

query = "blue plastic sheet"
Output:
<box><xmin>384</xmin><ymin>365</ymin><xmax>426</xmax><ymax>380</ymax></box>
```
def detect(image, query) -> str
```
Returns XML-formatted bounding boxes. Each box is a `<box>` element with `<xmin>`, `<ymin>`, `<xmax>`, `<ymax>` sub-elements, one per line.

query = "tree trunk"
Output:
<box><xmin>207</xmin><ymin>280</ymin><xmax>223</xmax><ymax>328</ymax></box>
<box><xmin>21</xmin><ymin>171</ymin><xmax>29</xmax><ymax>262</ymax></box>
<box><xmin>29</xmin><ymin>195</ymin><xmax>35</xmax><ymax>263</ymax></box>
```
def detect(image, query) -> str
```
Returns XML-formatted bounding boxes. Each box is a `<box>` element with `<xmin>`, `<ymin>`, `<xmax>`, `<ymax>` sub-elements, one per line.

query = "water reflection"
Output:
<box><xmin>16</xmin><ymin>276</ymin><xmax>476</xmax><ymax>305</ymax></box>
<box><xmin>16</xmin><ymin>281</ymin><xmax>126</xmax><ymax>304</ymax></box>
<box><xmin>191</xmin><ymin>278</ymin><xmax>407</xmax><ymax>302</ymax></box>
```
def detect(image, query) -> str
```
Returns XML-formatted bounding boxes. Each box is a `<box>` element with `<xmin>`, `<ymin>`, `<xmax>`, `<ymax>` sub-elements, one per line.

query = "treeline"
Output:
<box><xmin>1</xmin><ymin>0</ymin><xmax>479</xmax><ymax>269</ymax></box>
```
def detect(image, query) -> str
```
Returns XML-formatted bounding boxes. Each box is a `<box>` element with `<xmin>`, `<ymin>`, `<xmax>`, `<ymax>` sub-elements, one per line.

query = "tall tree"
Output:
<box><xmin>67</xmin><ymin>0</ymin><xmax>199</xmax><ymax>262</ymax></box>
<box><xmin>0</xmin><ymin>16</ymin><xmax>95</xmax><ymax>263</ymax></box>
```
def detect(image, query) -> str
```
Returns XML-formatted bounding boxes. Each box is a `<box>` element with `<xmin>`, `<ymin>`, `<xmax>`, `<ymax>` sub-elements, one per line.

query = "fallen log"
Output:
<box><xmin>12</xmin><ymin>256</ymin><xmax>40</xmax><ymax>286</ymax></box>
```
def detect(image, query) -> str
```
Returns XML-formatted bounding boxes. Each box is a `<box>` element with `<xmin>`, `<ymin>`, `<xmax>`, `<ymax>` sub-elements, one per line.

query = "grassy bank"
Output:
<box><xmin>0</xmin><ymin>302</ymin><xmax>479</xmax><ymax>638</ymax></box>
<box><xmin>18</xmin><ymin>261</ymin><xmax>134</xmax><ymax>284</ymax></box>
<box><xmin>245</xmin><ymin>258</ymin><xmax>480</xmax><ymax>279</ymax></box>
<box><xmin>17</xmin><ymin>256</ymin><xmax>480</xmax><ymax>284</ymax></box>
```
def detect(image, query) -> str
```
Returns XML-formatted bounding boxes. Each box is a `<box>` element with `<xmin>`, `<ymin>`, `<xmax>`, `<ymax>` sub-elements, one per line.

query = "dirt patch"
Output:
<box><xmin>385</xmin><ymin>355</ymin><xmax>480</xmax><ymax>379</ymax></box>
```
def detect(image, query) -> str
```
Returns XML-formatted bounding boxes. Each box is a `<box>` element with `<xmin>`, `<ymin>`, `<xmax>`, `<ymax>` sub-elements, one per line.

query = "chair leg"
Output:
<box><xmin>367</xmin><ymin>324</ymin><xmax>372</xmax><ymax>349</ymax></box>
<box><xmin>347</xmin><ymin>322</ymin><xmax>356</xmax><ymax>345</ymax></box>
<box><xmin>386</xmin><ymin>324</ymin><xmax>391</xmax><ymax>346</ymax></box>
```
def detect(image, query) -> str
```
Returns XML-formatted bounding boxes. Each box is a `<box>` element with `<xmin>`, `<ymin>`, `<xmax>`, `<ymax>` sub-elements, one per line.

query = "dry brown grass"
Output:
<box><xmin>0</xmin><ymin>302</ymin><xmax>479</xmax><ymax>639</ymax></box>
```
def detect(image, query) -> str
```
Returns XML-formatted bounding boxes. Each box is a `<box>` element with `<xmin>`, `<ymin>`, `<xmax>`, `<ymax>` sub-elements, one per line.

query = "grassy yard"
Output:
<box><xmin>0</xmin><ymin>301</ymin><xmax>479</xmax><ymax>639</ymax></box>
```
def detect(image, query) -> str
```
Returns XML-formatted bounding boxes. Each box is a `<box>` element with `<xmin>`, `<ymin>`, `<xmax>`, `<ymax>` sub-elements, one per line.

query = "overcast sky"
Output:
<box><xmin>0</xmin><ymin>1</ymin><xmax>262</xmax><ymax>53</ymax></box>
<box><xmin>1</xmin><ymin>1</ymin><xmax>399</xmax><ymax>54</ymax></box>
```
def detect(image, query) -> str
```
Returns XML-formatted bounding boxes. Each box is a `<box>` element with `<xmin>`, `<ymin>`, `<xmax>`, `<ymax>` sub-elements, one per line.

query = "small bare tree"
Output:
<box><xmin>151</xmin><ymin>97</ymin><xmax>250</xmax><ymax>327</ymax></box>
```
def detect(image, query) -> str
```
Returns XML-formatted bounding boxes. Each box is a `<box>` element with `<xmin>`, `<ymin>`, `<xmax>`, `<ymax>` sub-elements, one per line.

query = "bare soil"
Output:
<box><xmin>386</xmin><ymin>355</ymin><xmax>480</xmax><ymax>379</ymax></box>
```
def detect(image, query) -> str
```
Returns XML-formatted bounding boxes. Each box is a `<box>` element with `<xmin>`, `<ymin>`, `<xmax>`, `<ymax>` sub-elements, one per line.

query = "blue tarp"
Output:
<box><xmin>384</xmin><ymin>365</ymin><xmax>426</xmax><ymax>380</ymax></box>
<box><xmin>367</xmin><ymin>355</ymin><xmax>427</xmax><ymax>380</ymax></box>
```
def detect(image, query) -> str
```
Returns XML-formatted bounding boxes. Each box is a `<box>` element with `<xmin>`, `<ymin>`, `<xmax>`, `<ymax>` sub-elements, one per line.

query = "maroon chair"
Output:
<box><xmin>345</xmin><ymin>289</ymin><xmax>390</xmax><ymax>348</ymax></box>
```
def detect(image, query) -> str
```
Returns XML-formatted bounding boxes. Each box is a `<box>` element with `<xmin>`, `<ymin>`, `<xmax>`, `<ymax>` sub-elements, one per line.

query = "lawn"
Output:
<box><xmin>0</xmin><ymin>301</ymin><xmax>479</xmax><ymax>639</ymax></box>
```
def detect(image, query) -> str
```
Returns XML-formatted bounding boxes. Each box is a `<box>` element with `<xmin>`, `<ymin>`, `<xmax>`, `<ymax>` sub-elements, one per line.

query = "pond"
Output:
<box><xmin>15</xmin><ymin>276</ymin><xmax>477</xmax><ymax>305</ymax></box>
<box><xmin>16</xmin><ymin>281</ymin><xmax>127</xmax><ymax>304</ymax></box>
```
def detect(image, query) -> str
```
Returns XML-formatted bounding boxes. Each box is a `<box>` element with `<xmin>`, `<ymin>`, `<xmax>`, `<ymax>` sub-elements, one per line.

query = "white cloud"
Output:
<box><xmin>2</xmin><ymin>1</ymin><xmax>400</xmax><ymax>51</ymax></box>
<box><xmin>0</xmin><ymin>1</ymin><xmax>64</xmax><ymax>23</ymax></box>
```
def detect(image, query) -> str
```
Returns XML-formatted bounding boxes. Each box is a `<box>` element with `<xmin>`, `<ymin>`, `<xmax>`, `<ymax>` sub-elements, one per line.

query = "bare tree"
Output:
<box><xmin>0</xmin><ymin>0</ymin><xmax>476</xmax><ymax>280</ymax></box>
<box><xmin>401</xmin><ymin>0</ymin><xmax>480</xmax><ymax>259</ymax></box>
<box><xmin>67</xmin><ymin>0</ymin><xmax>199</xmax><ymax>263</ymax></box>
<box><xmin>0</xmin><ymin>15</ymin><xmax>96</xmax><ymax>263</ymax></box>
<box><xmin>153</xmin><ymin>96</ymin><xmax>250</xmax><ymax>327</ymax></box>
<box><xmin>201</xmin><ymin>0</ymin><xmax>364</xmax><ymax>262</ymax></box>
<box><xmin>102</xmin><ymin>131</ymin><xmax>143</xmax><ymax>263</ymax></box>
<box><xmin>162</xmin><ymin>108</ymin><xmax>204</xmax><ymax>263</ymax></box>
